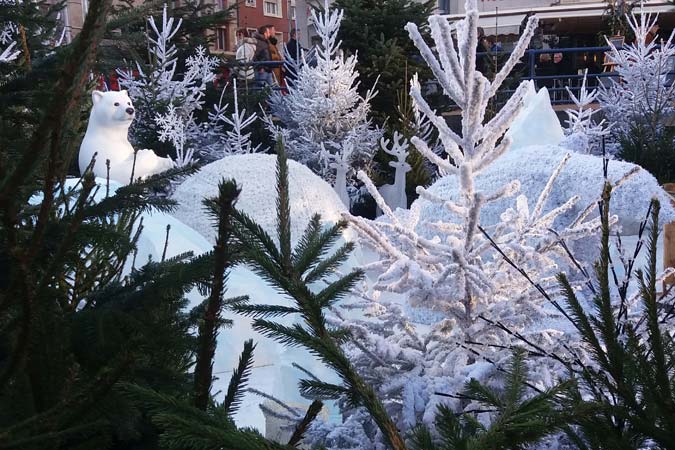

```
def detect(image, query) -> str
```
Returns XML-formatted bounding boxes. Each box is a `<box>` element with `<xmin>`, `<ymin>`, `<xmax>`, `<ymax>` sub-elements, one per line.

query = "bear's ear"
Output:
<box><xmin>92</xmin><ymin>90</ymin><xmax>104</xmax><ymax>104</ymax></box>
<box><xmin>120</xmin><ymin>89</ymin><xmax>128</xmax><ymax>96</ymax></box>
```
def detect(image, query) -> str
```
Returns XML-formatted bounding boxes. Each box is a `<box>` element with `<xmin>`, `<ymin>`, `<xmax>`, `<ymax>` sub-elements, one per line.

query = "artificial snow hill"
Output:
<box><xmin>172</xmin><ymin>153</ymin><xmax>349</xmax><ymax>244</ymax></box>
<box><xmin>417</xmin><ymin>144</ymin><xmax>675</xmax><ymax>234</ymax></box>
<box><xmin>416</xmin><ymin>85</ymin><xmax>675</xmax><ymax>236</ymax></box>
<box><xmin>505</xmin><ymin>82</ymin><xmax>565</xmax><ymax>150</ymax></box>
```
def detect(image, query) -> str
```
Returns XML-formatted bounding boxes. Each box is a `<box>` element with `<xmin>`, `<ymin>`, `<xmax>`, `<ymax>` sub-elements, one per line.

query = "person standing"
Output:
<box><xmin>284</xmin><ymin>29</ymin><xmax>302</xmax><ymax>85</ymax></box>
<box><xmin>253</xmin><ymin>25</ymin><xmax>273</xmax><ymax>88</ymax></box>
<box><xmin>475</xmin><ymin>27</ymin><xmax>490</xmax><ymax>74</ymax></box>
<box><xmin>266</xmin><ymin>24</ymin><xmax>284</xmax><ymax>86</ymax></box>
<box><xmin>646</xmin><ymin>23</ymin><xmax>660</xmax><ymax>45</ymax></box>
<box><xmin>286</xmin><ymin>28</ymin><xmax>300</xmax><ymax>61</ymax></box>
<box><xmin>235</xmin><ymin>28</ymin><xmax>256</xmax><ymax>81</ymax></box>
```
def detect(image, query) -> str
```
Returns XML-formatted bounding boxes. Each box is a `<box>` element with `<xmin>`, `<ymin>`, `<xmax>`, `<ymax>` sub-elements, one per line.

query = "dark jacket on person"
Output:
<box><xmin>253</xmin><ymin>32</ymin><xmax>272</xmax><ymax>71</ymax></box>
<box><xmin>286</xmin><ymin>37</ymin><xmax>300</xmax><ymax>61</ymax></box>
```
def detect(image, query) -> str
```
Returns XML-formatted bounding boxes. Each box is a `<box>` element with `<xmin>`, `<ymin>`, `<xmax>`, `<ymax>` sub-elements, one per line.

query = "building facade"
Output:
<box><xmin>53</xmin><ymin>0</ymin><xmax>301</xmax><ymax>57</ymax></box>
<box><xmin>438</xmin><ymin>0</ymin><xmax>675</xmax><ymax>39</ymax></box>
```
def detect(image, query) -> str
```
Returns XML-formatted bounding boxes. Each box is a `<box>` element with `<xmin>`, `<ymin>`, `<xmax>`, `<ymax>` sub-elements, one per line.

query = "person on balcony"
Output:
<box><xmin>646</xmin><ymin>22</ymin><xmax>660</xmax><ymax>46</ymax></box>
<box><xmin>266</xmin><ymin>25</ymin><xmax>284</xmax><ymax>87</ymax></box>
<box><xmin>476</xmin><ymin>27</ymin><xmax>491</xmax><ymax>74</ymax></box>
<box><xmin>235</xmin><ymin>29</ymin><xmax>256</xmax><ymax>81</ymax></box>
<box><xmin>253</xmin><ymin>25</ymin><xmax>273</xmax><ymax>88</ymax></box>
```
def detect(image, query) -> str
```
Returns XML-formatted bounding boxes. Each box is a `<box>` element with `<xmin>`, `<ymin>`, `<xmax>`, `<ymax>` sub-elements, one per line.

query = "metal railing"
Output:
<box><xmin>475</xmin><ymin>46</ymin><xmax>614</xmax><ymax>105</ymax></box>
<box><xmin>481</xmin><ymin>45</ymin><xmax>675</xmax><ymax>105</ymax></box>
<box><xmin>100</xmin><ymin>46</ymin><xmax>673</xmax><ymax>107</ymax></box>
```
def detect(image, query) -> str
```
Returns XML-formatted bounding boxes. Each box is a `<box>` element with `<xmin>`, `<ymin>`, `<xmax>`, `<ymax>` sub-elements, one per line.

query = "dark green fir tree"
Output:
<box><xmin>330</xmin><ymin>0</ymin><xmax>435</xmax><ymax>124</ymax></box>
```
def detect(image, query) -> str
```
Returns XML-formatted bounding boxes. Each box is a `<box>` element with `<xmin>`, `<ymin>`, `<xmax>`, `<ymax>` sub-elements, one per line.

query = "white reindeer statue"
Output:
<box><xmin>323</xmin><ymin>143</ymin><xmax>352</xmax><ymax>208</ymax></box>
<box><xmin>376</xmin><ymin>132</ymin><xmax>410</xmax><ymax>215</ymax></box>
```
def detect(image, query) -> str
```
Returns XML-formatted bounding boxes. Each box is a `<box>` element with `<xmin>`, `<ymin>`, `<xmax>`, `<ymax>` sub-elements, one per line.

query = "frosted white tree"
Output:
<box><xmin>320</xmin><ymin>2</ymin><xmax>611</xmax><ymax>441</ymax></box>
<box><xmin>208</xmin><ymin>79</ymin><xmax>262</xmax><ymax>156</ymax></box>
<box><xmin>599</xmin><ymin>10</ymin><xmax>675</xmax><ymax>144</ymax></box>
<box><xmin>0</xmin><ymin>41</ymin><xmax>18</xmax><ymax>62</ymax></box>
<box><xmin>266</xmin><ymin>1</ymin><xmax>381</xmax><ymax>206</ymax></box>
<box><xmin>118</xmin><ymin>5</ymin><xmax>220</xmax><ymax>165</ymax></box>
<box><xmin>562</xmin><ymin>70</ymin><xmax>610</xmax><ymax>154</ymax></box>
<box><xmin>0</xmin><ymin>5</ymin><xmax>17</xmax><ymax>55</ymax></box>
<box><xmin>398</xmin><ymin>74</ymin><xmax>439</xmax><ymax>156</ymax></box>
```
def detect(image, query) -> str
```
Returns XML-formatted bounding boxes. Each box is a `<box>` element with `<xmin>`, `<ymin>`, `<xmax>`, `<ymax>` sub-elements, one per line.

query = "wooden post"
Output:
<box><xmin>662</xmin><ymin>183</ymin><xmax>675</xmax><ymax>288</ymax></box>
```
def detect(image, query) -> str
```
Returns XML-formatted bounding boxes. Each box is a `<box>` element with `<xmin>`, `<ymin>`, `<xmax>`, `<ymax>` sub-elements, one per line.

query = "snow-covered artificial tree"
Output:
<box><xmin>600</xmin><ymin>10</ymin><xmax>675</xmax><ymax>127</ymax></box>
<box><xmin>0</xmin><ymin>4</ymin><xmax>18</xmax><ymax>63</ymax></box>
<box><xmin>562</xmin><ymin>70</ymin><xmax>609</xmax><ymax>154</ymax></box>
<box><xmin>209</xmin><ymin>79</ymin><xmax>262</xmax><ymax>156</ymax></box>
<box><xmin>266</xmin><ymin>1</ymin><xmax>381</xmax><ymax>206</ymax></box>
<box><xmin>319</xmin><ymin>2</ymin><xmax>612</xmax><ymax>442</ymax></box>
<box><xmin>598</xmin><ymin>10</ymin><xmax>675</xmax><ymax>170</ymax></box>
<box><xmin>118</xmin><ymin>5</ymin><xmax>220</xmax><ymax>165</ymax></box>
<box><xmin>0</xmin><ymin>41</ymin><xmax>18</xmax><ymax>62</ymax></box>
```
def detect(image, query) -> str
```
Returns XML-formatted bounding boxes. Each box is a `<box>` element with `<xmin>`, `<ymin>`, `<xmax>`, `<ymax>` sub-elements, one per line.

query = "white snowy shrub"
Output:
<box><xmin>266</xmin><ymin>1</ymin><xmax>381</xmax><ymax>206</ymax></box>
<box><xmin>204</xmin><ymin>79</ymin><xmax>262</xmax><ymax>157</ymax></box>
<box><xmin>0</xmin><ymin>41</ymin><xmax>18</xmax><ymax>62</ymax></box>
<box><xmin>599</xmin><ymin>10</ymin><xmax>675</xmax><ymax>146</ymax></box>
<box><xmin>316</xmin><ymin>2</ymin><xmax>617</xmax><ymax>444</ymax></box>
<box><xmin>561</xmin><ymin>70</ymin><xmax>610</xmax><ymax>154</ymax></box>
<box><xmin>0</xmin><ymin>1</ymin><xmax>17</xmax><ymax>61</ymax></box>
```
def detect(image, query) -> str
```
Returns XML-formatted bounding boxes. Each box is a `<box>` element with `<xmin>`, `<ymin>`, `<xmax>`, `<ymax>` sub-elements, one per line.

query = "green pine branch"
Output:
<box><xmin>221</xmin><ymin>339</ymin><xmax>256</xmax><ymax>417</ymax></box>
<box><xmin>411</xmin><ymin>350</ymin><xmax>572</xmax><ymax>450</ymax></box>
<box><xmin>230</xmin><ymin>142</ymin><xmax>408</xmax><ymax>450</ymax></box>
<box><xmin>194</xmin><ymin>180</ymin><xmax>241</xmax><ymax>411</ymax></box>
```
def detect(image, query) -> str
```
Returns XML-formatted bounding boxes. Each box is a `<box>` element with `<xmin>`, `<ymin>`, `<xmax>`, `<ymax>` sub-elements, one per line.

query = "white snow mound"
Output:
<box><xmin>505</xmin><ymin>83</ymin><xmax>565</xmax><ymax>151</ymax></box>
<box><xmin>172</xmin><ymin>154</ymin><xmax>348</xmax><ymax>244</ymax></box>
<box><xmin>416</xmin><ymin>145</ymin><xmax>675</xmax><ymax>235</ymax></box>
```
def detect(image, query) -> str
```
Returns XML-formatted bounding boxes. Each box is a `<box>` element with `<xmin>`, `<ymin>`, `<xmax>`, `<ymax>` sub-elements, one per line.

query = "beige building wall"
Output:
<box><xmin>55</xmin><ymin>0</ymin><xmax>237</xmax><ymax>55</ymax></box>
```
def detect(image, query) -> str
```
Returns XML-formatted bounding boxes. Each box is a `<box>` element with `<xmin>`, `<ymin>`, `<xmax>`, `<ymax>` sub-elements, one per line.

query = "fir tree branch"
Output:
<box><xmin>287</xmin><ymin>400</ymin><xmax>323</xmax><ymax>447</ymax></box>
<box><xmin>194</xmin><ymin>180</ymin><xmax>240</xmax><ymax>410</ymax></box>
<box><xmin>0</xmin><ymin>0</ymin><xmax>113</xmax><ymax>249</ymax></box>
<box><xmin>233</xmin><ymin>144</ymin><xmax>409</xmax><ymax>450</ymax></box>
<box><xmin>276</xmin><ymin>138</ymin><xmax>292</xmax><ymax>271</ymax></box>
<box><xmin>221</xmin><ymin>339</ymin><xmax>256</xmax><ymax>417</ymax></box>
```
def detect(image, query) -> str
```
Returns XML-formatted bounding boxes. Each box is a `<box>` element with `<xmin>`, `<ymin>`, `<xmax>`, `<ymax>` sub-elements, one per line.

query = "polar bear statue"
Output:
<box><xmin>79</xmin><ymin>90</ymin><xmax>173</xmax><ymax>185</ymax></box>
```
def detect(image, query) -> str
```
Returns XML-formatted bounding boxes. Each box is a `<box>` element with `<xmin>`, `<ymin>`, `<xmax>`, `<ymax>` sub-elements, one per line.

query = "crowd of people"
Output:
<box><xmin>233</xmin><ymin>25</ymin><xmax>304</xmax><ymax>89</ymax></box>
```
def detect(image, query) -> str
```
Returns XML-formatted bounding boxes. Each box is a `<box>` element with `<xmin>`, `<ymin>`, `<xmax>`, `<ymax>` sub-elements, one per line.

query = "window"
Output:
<box><xmin>290</xmin><ymin>5</ymin><xmax>296</xmax><ymax>19</ymax></box>
<box><xmin>245</xmin><ymin>0</ymin><xmax>256</xmax><ymax>7</ymax></box>
<box><xmin>215</xmin><ymin>27</ymin><xmax>228</xmax><ymax>51</ymax></box>
<box><xmin>217</xmin><ymin>0</ymin><xmax>227</xmax><ymax>10</ymax></box>
<box><xmin>264</xmin><ymin>0</ymin><xmax>281</xmax><ymax>17</ymax></box>
<box><xmin>82</xmin><ymin>0</ymin><xmax>89</xmax><ymax>17</ymax></box>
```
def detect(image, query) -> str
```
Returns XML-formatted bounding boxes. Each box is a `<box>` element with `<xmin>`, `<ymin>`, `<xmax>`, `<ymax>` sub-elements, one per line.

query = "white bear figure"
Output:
<box><xmin>79</xmin><ymin>90</ymin><xmax>173</xmax><ymax>185</ymax></box>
